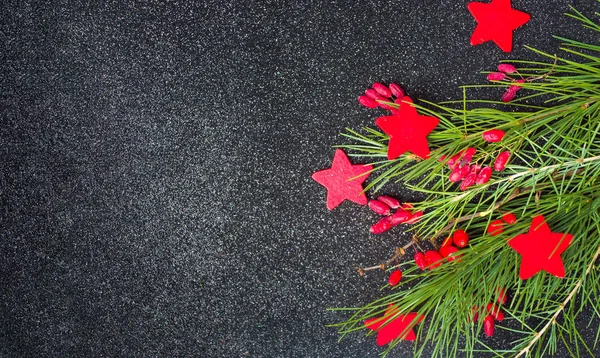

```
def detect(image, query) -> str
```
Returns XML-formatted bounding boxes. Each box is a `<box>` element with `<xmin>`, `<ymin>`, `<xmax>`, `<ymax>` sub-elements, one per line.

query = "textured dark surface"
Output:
<box><xmin>1</xmin><ymin>1</ymin><xmax>600</xmax><ymax>357</ymax></box>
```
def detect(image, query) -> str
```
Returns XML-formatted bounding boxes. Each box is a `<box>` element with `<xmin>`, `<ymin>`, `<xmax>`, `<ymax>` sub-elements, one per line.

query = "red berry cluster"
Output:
<box><xmin>487</xmin><ymin>212</ymin><xmax>517</xmax><ymax>236</ymax></box>
<box><xmin>413</xmin><ymin>229</ymin><xmax>468</xmax><ymax>271</ymax></box>
<box><xmin>368</xmin><ymin>196</ymin><xmax>423</xmax><ymax>234</ymax></box>
<box><xmin>442</xmin><ymin>134</ymin><xmax>511</xmax><ymax>190</ymax></box>
<box><xmin>358</xmin><ymin>82</ymin><xmax>405</xmax><ymax>110</ymax></box>
<box><xmin>486</xmin><ymin>63</ymin><xmax>526</xmax><ymax>103</ymax></box>
<box><xmin>472</xmin><ymin>287</ymin><xmax>509</xmax><ymax>337</ymax></box>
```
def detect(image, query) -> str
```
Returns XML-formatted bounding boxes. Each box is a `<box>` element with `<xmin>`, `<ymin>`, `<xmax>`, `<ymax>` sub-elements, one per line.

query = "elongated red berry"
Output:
<box><xmin>388</xmin><ymin>270</ymin><xmax>402</xmax><ymax>286</ymax></box>
<box><xmin>487</xmin><ymin>72</ymin><xmax>506</xmax><ymax>81</ymax></box>
<box><xmin>498</xmin><ymin>64</ymin><xmax>516</xmax><ymax>74</ymax></box>
<box><xmin>368</xmin><ymin>200</ymin><xmax>391</xmax><ymax>216</ymax></box>
<box><xmin>378</xmin><ymin>102</ymin><xmax>395</xmax><ymax>110</ymax></box>
<box><xmin>471</xmin><ymin>306</ymin><xmax>480</xmax><ymax>322</ymax></box>
<box><xmin>462</xmin><ymin>147</ymin><xmax>477</xmax><ymax>164</ymax></box>
<box><xmin>407</xmin><ymin>211</ymin><xmax>423</xmax><ymax>224</ymax></box>
<box><xmin>487</xmin><ymin>219</ymin><xmax>504</xmax><ymax>236</ymax></box>
<box><xmin>414</xmin><ymin>252</ymin><xmax>427</xmax><ymax>270</ymax></box>
<box><xmin>482</xmin><ymin>129</ymin><xmax>506</xmax><ymax>143</ymax></box>
<box><xmin>389</xmin><ymin>83</ymin><xmax>404</xmax><ymax>98</ymax></box>
<box><xmin>377</xmin><ymin>195</ymin><xmax>400</xmax><ymax>209</ymax></box>
<box><xmin>502</xmin><ymin>212</ymin><xmax>517</xmax><ymax>225</ymax></box>
<box><xmin>509</xmin><ymin>79</ymin><xmax>525</xmax><ymax>92</ymax></box>
<box><xmin>496</xmin><ymin>287</ymin><xmax>508</xmax><ymax>305</ymax></box>
<box><xmin>449</xmin><ymin>165</ymin><xmax>470</xmax><ymax>183</ymax></box>
<box><xmin>486</xmin><ymin>303</ymin><xmax>505</xmax><ymax>321</ymax></box>
<box><xmin>401</xmin><ymin>203</ymin><xmax>413</xmax><ymax>211</ymax></box>
<box><xmin>475</xmin><ymin>166</ymin><xmax>492</xmax><ymax>184</ymax></box>
<box><xmin>441</xmin><ymin>236</ymin><xmax>453</xmax><ymax>248</ymax></box>
<box><xmin>483</xmin><ymin>315</ymin><xmax>495</xmax><ymax>336</ymax></box>
<box><xmin>494</xmin><ymin>151</ymin><xmax>511</xmax><ymax>171</ymax></box>
<box><xmin>501</xmin><ymin>89</ymin><xmax>516</xmax><ymax>103</ymax></box>
<box><xmin>370</xmin><ymin>216</ymin><xmax>393</xmax><ymax>234</ymax></box>
<box><xmin>453</xmin><ymin>230</ymin><xmax>469</xmax><ymax>248</ymax></box>
<box><xmin>358</xmin><ymin>95</ymin><xmax>378</xmax><ymax>108</ymax></box>
<box><xmin>440</xmin><ymin>245</ymin><xmax>460</xmax><ymax>261</ymax></box>
<box><xmin>372</xmin><ymin>82</ymin><xmax>392</xmax><ymax>97</ymax></box>
<box><xmin>460</xmin><ymin>172</ymin><xmax>476</xmax><ymax>191</ymax></box>
<box><xmin>424</xmin><ymin>250</ymin><xmax>443</xmax><ymax>269</ymax></box>
<box><xmin>365</xmin><ymin>88</ymin><xmax>385</xmax><ymax>101</ymax></box>
<box><xmin>390</xmin><ymin>210</ymin><xmax>411</xmax><ymax>225</ymax></box>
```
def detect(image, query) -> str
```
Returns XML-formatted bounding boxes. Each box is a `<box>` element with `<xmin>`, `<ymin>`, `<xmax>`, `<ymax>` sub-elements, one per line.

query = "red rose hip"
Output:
<box><xmin>358</xmin><ymin>95</ymin><xmax>378</xmax><ymax>108</ymax></box>
<box><xmin>487</xmin><ymin>72</ymin><xmax>506</xmax><ymax>81</ymax></box>
<box><xmin>460</xmin><ymin>172</ymin><xmax>477</xmax><ymax>191</ymax></box>
<box><xmin>439</xmin><ymin>245</ymin><xmax>460</xmax><ymax>261</ymax></box>
<box><xmin>424</xmin><ymin>250</ymin><xmax>443</xmax><ymax>269</ymax></box>
<box><xmin>482</xmin><ymin>129</ymin><xmax>505</xmax><ymax>143</ymax></box>
<box><xmin>483</xmin><ymin>315</ymin><xmax>495</xmax><ymax>336</ymax></box>
<box><xmin>498</xmin><ymin>64</ymin><xmax>516</xmax><ymax>74</ymax></box>
<box><xmin>372</xmin><ymin>82</ymin><xmax>392</xmax><ymax>98</ymax></box>
<box><xmin>389</xmin><ymin>83</ymin><xmax>404</xmax><ymax>98</ymax></box>
<box><xmin>388</xmin><ymin>270</ymin><xmax>402</xmax><ymax>286</ymax></box>
<box><xmin>370</xmin><ymin>216</ymin><xmax>393</xmax><ymax>234</ymax></box>
<box><xmin>377</xmin><ymin>195</ymin><xmax>400</xmax><ymax>209</ymax></box>
<box><xmin>365</xmin><ymin>88</ymin><xmax>385</xmax><ymax>101</ymax></box>
<box><xmin>494</xmin><ymin>151</ymin><xmax>511</xmax><ymax>171</ymax></box>
<box><xmin>414</xmin><ymin>252</ymin><xmax>427</xmax><ymax>270</ymax></box>
<box><xmin>475</xmin><ymin>166</ymin><xmax>492</xmax><ymax>184</ymax></box>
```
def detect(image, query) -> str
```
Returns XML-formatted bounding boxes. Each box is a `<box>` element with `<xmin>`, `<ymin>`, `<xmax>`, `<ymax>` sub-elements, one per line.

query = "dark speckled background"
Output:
<box><xmin>1</xmin><ymin>1</ymin><xmax>599</xmax><ymax>357</ymax></box>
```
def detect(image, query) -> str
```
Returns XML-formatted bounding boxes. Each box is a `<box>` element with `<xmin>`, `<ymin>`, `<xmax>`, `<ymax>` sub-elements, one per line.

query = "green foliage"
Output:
<box><xmin>331</xmin><ymin>5</ymin><xmax>600</xmax><ymax>358</ymax></box>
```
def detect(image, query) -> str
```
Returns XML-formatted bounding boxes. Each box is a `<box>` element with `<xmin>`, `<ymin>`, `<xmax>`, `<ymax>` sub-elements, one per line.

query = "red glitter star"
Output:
<box><xmin>375</xmin><ymin>97</ymin><xmax>439</xmax><ymax>160</ymax></box>
<box><xmin>312</xmin><ymin>149</ymin><xmax>373</xmax><ymax>210</ymax></box>
<box><xmin>364</xmin><ymin>306</ymin><xmax>424</xmax><ymax>346</ymax></box>
<box><xmin>468</xmin><ymin>0</ymin><xmax>530</xmax><ymax>52</ymax></box>
<box><xmin>508</xmin><ymin>215</ymin><xmax>573</xmax><ymax>280</ymax></box>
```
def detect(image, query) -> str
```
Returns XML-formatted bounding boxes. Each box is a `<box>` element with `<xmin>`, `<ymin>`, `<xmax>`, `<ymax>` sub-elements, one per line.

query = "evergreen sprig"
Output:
<box><xmin>331</xmin><ymin>5</ymin><xmax>600</xmax><ymax>358</ymax></box>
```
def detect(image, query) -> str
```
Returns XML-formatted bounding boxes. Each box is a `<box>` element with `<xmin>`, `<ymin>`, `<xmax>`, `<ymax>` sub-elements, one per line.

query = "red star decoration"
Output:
<box><xmin>468</xmin><ymin>0</ymin><xmax>530</xmax><ymax>52</ymax></box>
<box><xmin>364</xmin><ymin>306</ymin><xmax>424</xmax><ymax>346</ymax></box>
<box><xmin>312</xmin><ymin>149</ymin><xmax>373</xmax><ymax>210</ymax></box>
<box><xmin>508</xmin><ymin>215</ymin><xmax>573</xmax><ymax>280</ymax></box>
<box><xmin>375</xmin><ymin>97</ymin><xmax>439</xmax><ymax>160</ymax></box>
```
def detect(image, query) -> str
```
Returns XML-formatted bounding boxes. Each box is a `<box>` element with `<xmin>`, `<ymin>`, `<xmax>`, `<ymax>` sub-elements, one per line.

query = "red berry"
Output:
<box><xmin>509</xmin><ymin>79</ymin><xmax>525</xmax><ymax>92</ymax></box>
<box><xmin>483</xmin><ymin>315</ymin><xmax>495</xmax><ymax>336</ymax></box>
<box><xmin>446</xmin><ymin>152</ymin><xmax>463</xmax><ymax>170</ymax></box>
<box><xmin>494</xmin><ymin>151</ymin><xmax>511</xmax><ymax>171</ymax></box>
<box><xmin>487</xmin><ymin>220</ymin><xmax>504</xmax><ymax>236</ymax></box>
<box><xmin>460</xmin><ymin>172</ymin><xmax>477</xmax><ymax>191</ymax></box>
<box><xmin>365</xmin><ymin>88</ymin><xmax>385</xmax><ymax>101</ymax></box>
<box><xmin>449</xmin><ymin>165</ymin><xmax>470</xmax><ymax>183</ymax></box>
<box><xmin>501</xmin><ymin>89</ymin><xmax>516</xmax><ymax>103</ymax></box>
<box><xmin>390</xmin><ymin>209</ymin><xmax>411</xmax><ymax>225</ymax></box>
<box><xmin>414</xmin><ymin>252</ymin><xmax>427</xmax><ymax>270</ymax></box>
<box><xmin>377</xmin><ymin>195</ymin><xmax>400</xmax><ymax>209</ymax></box>
<box><xmin>389</xmin><ymin>83</ymin><xmax>404</xmax><ymax>98</ymax></box>
<box><xmin>453</xmin><ymin>230</ymin><xmax>469</xmax><ymax>248</ymax></box>
<box><xmin>441</xmin><ymin>236</ymin><xmax>453</xmax><ymax>248</ymax></box>
<box><xmin>388</xmin><ymin>270</ymin><xmax>402</xmax><ymax>286</ymax></box>
<box><xmin>407</xmin><ymin>211</ymin><xmax>423</xmax><ymax>224</ymax></box>
<box><xmin>482</xmin><ymin>129</ymin><xmax>506</xmax><ymax>143</ymax></box>
<box><xmin>471</xmin><ymin>306</ymin><xmax>479</xmax><ymax>322</ymax></box>
<box><xmin>372</xmin><ymin>82</ymin><xmax>392</xmax><ymax>98</ymax></box>
<box><xmin>368</xmin><ymin>200</ymin><xmax>391</xmax><ymax>216</ymax></box>
<box><xmin>439</xmin><ymin>245</ymin><xmax>460</xmax><ymax>261</ymax></box>
<box><xmin>496</xmin><ymin>287</ymin><xmax>508</xmax><ymax>305</ymax></box>
<box><xmin>358</xmin><ymin>95</ymin><xmax>378</xmax><ymax>108</ymax></box>
<box><xmin>487</xmin><ymin>72</ymin><xmax>506</xmax><ymax>81</ymax></box>
<box><xmin>462</xmin><ymin>147</ymin><xmax>477</xmax><ymax>164</ymax></box>
<box><xmin>378</xmin><ymin>102</ymin><xmax>395</xmax><ymax>110</ymax></box>
<box><xmin>502</xmin><ymin>212</ymin><xmax>517</xmax><ymax>225</ymax></box>
<box><xmin>475</xmin><ymin>166</ymin><xmax>492</xmax><ymax>184</ymax></box>
<box><xmin>370</xmin><ymin>216</ymin><xmax>393</xmax><ymax>234</ymax></box>
<box><xmin>424</xmin><ymin>250</ymin><xmax>443</xmax><ymax>269</ymax></box>
<box><xmin>498</xmin><ymin>64</ymin><xmax>516</xmax><ymax>74</ymax></box>
<box><xmin>401</xmin><ymin>203</ymin><xmax>413</xmax><ymax>211</ymax></box>
<box><xmin>486</xmin><ymin>303</ymin><xmax>504</xmax><ymax>321</ymax></box>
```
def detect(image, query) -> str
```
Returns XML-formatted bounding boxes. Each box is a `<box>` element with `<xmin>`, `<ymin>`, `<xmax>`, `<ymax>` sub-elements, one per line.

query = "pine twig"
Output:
<box><xmin>515</xmin><ymin>242</ymin><xmax>600</xmax><ymax>358</ymax></box>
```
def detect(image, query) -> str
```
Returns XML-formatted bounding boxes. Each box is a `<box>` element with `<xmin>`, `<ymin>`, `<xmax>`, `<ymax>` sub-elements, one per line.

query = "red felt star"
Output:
<box><xmin>312</xmin><ymin>149</ymin><xmax>373</xmax><ymax>210</ymax></box>
<box><xmin>508</xmin><ymin>215</ymin><xmax>573</xmax><ymax>280</ymax></box>
<box><xmin>375</xmin><ymin>97</ymin><xmax>439</xmax><ymax>160</ymax></box>
<box><xmin>468</xmin><ymin>0</ymin><xmax>530</xmax><ymax>52</ymax></box>
<box><xmin>364</xmin><ymin>306</ymin><xmax>424</xmax><ymax>346</ymax></box>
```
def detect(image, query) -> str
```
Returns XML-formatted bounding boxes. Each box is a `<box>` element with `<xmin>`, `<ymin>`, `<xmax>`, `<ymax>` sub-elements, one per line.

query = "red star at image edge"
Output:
<box><xmin>364</xmin><ymin>306</ymin><xmax>424</xmax><ymax>346</ymax></box>
<box><xmin>311</xmin><ymin>149</ymin><xmax>373</xmax><ymax>210</ymax></box>
<box><xmin>468</xmin><ymin>0</ymin><xmax>530</xmax><ymax>52</ymax></box>
<box><xmin>508</xmin><ymin>215</ymin><xmax>573</xmax><ymax>280</ymax></box>
<box><xmin>375</xmin><ymin>97</ymin><xmax>439</xmax><ymax>160</ymax></box>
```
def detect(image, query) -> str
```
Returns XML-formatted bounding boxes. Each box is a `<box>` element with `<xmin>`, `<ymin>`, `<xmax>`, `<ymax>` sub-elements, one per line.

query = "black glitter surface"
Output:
<box><xmin>1</xmin><ymin>1</ymin><xmax>599</xmax><ymax>357</ymax></box>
